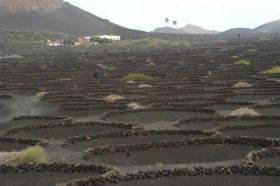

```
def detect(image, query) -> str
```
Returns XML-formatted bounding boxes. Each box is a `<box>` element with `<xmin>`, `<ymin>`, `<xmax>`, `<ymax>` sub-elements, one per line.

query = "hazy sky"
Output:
<box><xmin>66</xmin><ymin>0</ymin><xmax>280</xmax><ymax>32</ymax></box>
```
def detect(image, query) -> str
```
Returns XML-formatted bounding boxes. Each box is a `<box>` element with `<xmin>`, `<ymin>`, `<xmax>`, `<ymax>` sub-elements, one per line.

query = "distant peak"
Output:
<box><xmin>180</xmin><ymin>24</ymin><xmax>219</xmax><ymax>34</ymax></box>
<box><xmin>0</xmin><ymin>0</ymin><xmax>64</xmax><ymax>15</ymax></box>
<box><xmin>184</xmin><ymin>24</ymin><xmax>201</xmax><ymax>27</ymax></box>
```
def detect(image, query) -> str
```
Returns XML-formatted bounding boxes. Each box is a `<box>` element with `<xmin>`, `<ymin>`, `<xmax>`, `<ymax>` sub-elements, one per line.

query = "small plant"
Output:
<box><xmin>155</xmin><ymin>161</ymin><xmax>164</xmax><ymax>170</ymax></box>
<box><xmin>34</xmin><ymin>91</ymin><xmax>47</xmax><ymax>98</ymax></box>
<box><xmin>247</xmin><ymin>49</ymin><xmax>258</xmax><ymax>54</ymax></box>
<box><xmin>1</xmin><ymin>146</ymin><xmax>48</xmax><ymax>165</ymax></box>
<box><xmin>102</xmin><ymin>94</ymin><xmax>125</xmax><ymax>103</ymax></box>
<box><xmin>235</xmin><ymin>60</ymin><xmax>251</xmax><ymax>65</ymax></box>
<box><xmin>232</xmin><ymin>82</ymin><xmax>252</xmax><ymax>88</ymax></box>
<box><xmin>264</xmin><ymin>67</ymin><xmax>280</xmax><ymax>75</ymax></box>
<box><xmin>127</xmin><ymin>102</ymin><xmax>144</xmax><ymax>109</ymax></box>
<box><xmin>146</xmin><ymin>38</ymin><xmax>159</xmax><ymax>48</ymax></box>
<box><xmin>90</xmin><ymin>37</ymin><xmax>113</xmax><ymax>44</ymax></box>
<box><xmin>138</xmin><ymin>84</ymin><xmax>152</xmax><ymax>88</ymax></box>
<box><xmin>258</xmin><ymin>37</ymin><xmax>271</xmax><ymax>42</ymax></box>
<box><xmin>19</xmin><ymin>146</ymin><xmax>48</xmax><ymax>164</ymax></box>
<box><xmin>230</xmin><ymin>108</ymin><xmax>260</xmax><ymax>117</ymax></box>
<box><xmin>63</xmin><ymin>39</ymin><xmax>75</xmax><ymax>46</ymax></box>
<box><xmin>122</xmin><ymin>73</ymin><xmax>151</xmax><ymax>81</ymax></box>
<box><xmin>170</xmin><ymin>41</ymin><xmax>191</xmax><ymax>48</ymax></box>
<box><xmin>144</xmin><ymin>38</ymin><xmax>169</xmax><ymax>48</ymax></box>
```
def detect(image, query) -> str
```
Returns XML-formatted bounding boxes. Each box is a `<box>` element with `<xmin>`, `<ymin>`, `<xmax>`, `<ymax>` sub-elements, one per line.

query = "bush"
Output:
<box><xmin>235</xmin><ymin>60</ymin><xmax>251</xmax><ymax>65</ymax></box>
<box><xmin>264</xmin><ymin>66</ymin><xmax>280</xmax><ymax>75</ymax></box>
<box><xmin>232</xmin><ymin>82</ymin><xmax>252</xmax><ymax>88</ymax></box>
<box><xmin>138</xmin><ymin>84</ymin><xmax>153</xmax><ymax>88</ymax></box>
<box><xmin>145</xmin><ymin>38</ymin><xmax>168</xmax><ymax>48</ymax></box>
<box><xmin>170</xmin><ymin>41</ymin><xmax>191</xmax><ymax>48</ymax></box>
<box><xmin>63</xmin><ymin>39</ymin><xmax>75</xmax><ymax>46</ymax></box>
<box><xmin>247</xmin><ymin>49</ymin><xmax>258</xmax><ymax>54</ymax></box>
<box><xmin>122</xmin><ymin>73</ymin><xmax>151</xmax><ymax>81</ymax></box>
<box><xmin>34</xmin><ymin>91</ymin><xmax>48</xmax><ymax>98</ymax></box>
<box><xmin>102</xmin><ymin>94</ymin><xmax>125</xmax><ymax>103</ymax></box>
<box><xmin>19</xmin><ymin>146</ymin><xmax>48</xmax><ymax>164</ymax></box>
<box><xmin>155</xmin><ymin>161</ymin><xmax>164</xmax><ymax>170</ymax></box>
<box><xmin>90</xmin><ymin>37</ymin><xmax>113</xmax><ymax>44</ymax></box>
<box><xmin>230</xmin><ymin>108</ymin><xmax>260</xmax><ymax>117</ymax></box>
<box><xmin>127</xmin><ymin>102</ymin><xmax>144</xmax><ymax>109</ymax></box>
<box><xmin>258</xmin><ymin>37</ymin><xmax>271</xmax><ymax>42</ymax></box>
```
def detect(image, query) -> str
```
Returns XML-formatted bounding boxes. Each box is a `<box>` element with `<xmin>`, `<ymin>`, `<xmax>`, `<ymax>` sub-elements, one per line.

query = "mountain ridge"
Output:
<box><xmin>153</xmin><ymin>24</ymin><xmax>220</xmax><ymax>35</ymax></box>
<box><xmin>256</xmin><ymin>19</ymin><xmax>280</xmax><ymax>33</ymax></box>
<box><xmin>0</xmin><ymin>0</ymin><xmax>63</xmax><ymax>15</ymax></box>
<box><xmin>0</xmin><ymin>0</ymin><xmax>145</xmax><ymax>37</ymax></box>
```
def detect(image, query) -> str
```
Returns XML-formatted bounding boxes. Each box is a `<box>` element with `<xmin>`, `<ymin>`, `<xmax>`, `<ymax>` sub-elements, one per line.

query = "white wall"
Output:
<box><xmin>96</xmin><ymin>35</ymin><xmax>121</xmax><ymax>41</ymax></box>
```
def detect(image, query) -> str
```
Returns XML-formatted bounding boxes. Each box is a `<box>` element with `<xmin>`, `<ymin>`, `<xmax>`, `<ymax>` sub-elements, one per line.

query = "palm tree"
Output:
<box><xmin>165</xmin><ymin>18</ymin><xmax>170</xmax><ymax>27</ymax></box>
<box><xmin>173</xmin><ymin>20</ymin><xmax>177</xmax><ymax>28</ymax></box>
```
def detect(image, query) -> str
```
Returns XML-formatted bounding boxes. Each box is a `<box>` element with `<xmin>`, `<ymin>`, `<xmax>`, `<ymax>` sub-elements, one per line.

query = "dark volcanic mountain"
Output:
<box><xmin>153</xmin><ymin>27</ymin><xmax>186</xmax><ymax>34</ymax></box>
<box><xmin>221</xmin><ymin>28</ymin><xmax>260</xmax><ymax>35</ymax></box>
<box><xmin>256</xmin><ymin>19</ymin><xmax>280</xmax><ymax>33</ymax></box>
<box><xmin>153</xmin><ymin>24</ymin><xmax>219</xmax><ymax>35</ymax></box>
<box><xmin>0</xmin><ymin>0</ymin><xmax>144</xmax><ymax>37</ymax></box>
<box><xmin>180</xmin><ymin>24</ymin><xmax>219</xmax><ymax>35</ymax></box>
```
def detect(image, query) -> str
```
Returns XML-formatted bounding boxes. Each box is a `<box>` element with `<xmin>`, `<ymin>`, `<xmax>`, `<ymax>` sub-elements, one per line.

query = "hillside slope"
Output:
<box><xmin>153</xmin><ymin>24</ymin><xmax>219</xmax><ymax>35</ymax></box>
<box><xmin>256</xmin><ymin>20</ymin><xmax>280</xmax><ymax>33</ymax></box>
<box><xmin>0</xmin><ymin>0</ymin><xmax>144</xmax><ymax>37</ymax></box>
<box><xmin>221</xmin><ymin>28</ymin><xmax>260</xmax><ymax>35</ymax></box>
<box><xmin>180</xmin><ymin>24</ymin><xmax>219</xmax><ymax>35</ymax></box>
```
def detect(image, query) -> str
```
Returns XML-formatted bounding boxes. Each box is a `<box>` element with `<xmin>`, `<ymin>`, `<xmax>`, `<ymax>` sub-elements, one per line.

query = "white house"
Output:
<box><xmin>47</xmin><ymin>40</ymin><xmax>63</xmax><ymax>47</ymax></box>
<box><xmin>83</xmin><ymin>36</ymin><xmax>92</xmax><ymax>42</ymax></box>
<box><xmin>96</xmin><ymin>35</ymin><xmax>121</xmax><ymax>41</ymax></box>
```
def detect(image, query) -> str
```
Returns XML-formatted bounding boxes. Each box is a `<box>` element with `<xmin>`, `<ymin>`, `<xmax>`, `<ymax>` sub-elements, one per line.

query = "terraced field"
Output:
<box><xmin>0</xmin><ymin>39</ymin><xmax>280</xmax><ymax>185</ymax></box>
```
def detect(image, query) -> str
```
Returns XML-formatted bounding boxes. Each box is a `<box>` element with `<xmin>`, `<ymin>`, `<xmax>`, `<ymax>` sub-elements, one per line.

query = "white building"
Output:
<box><xmin>96</xmin><ymin>35</ymin><xmax>121</xmax><ymax>41</ymax></box>
<box><xmin>83</xmin><ymin>36</ymin><xmax>92</xmax><ymax>42</ymax></box>
<box><xmin>47</xmin><ymin>40</ymin><xmax>63</xmax><ymax>47</ymax></box>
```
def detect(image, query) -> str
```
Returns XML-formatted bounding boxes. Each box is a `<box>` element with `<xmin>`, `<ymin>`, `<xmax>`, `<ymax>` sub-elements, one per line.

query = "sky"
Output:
<box><xmin>65</xmin><ymin>0</ymin><xmax>280</xmax><ymax>32</ymax></box>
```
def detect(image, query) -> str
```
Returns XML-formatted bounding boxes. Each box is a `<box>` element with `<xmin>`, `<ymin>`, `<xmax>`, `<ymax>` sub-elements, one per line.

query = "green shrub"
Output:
<box><xmin>63</xmin><ymin>39</ymin><xmax>75</xmax><ymax>46</ymax></box>
<box><xmin>170</xmin><ymin>41</ymin><xmax>191</xmax><ymax>48</ymax></box>
<box><xmin>155</xmin><ymin>161</ymin><xmax>164</xmax><ymax>170</ymax></box>
<box><xmin>235</xmin><ymin>60</ymin><xmax>251</xmax><ymax>65</ymax></box>
<box><xmin>122</xmin><ymin>73</ymin><xmax>151</xmax><ymax>81</ymax></box>
<box><xmin>145</xmin><ymin>38</ymin><xmax>168</xmax><ymax>48</ymax></box>
<box><xmin>258</xmin><ymin>37</ymin><xmax>271</xmax><ymax>42</ymax></box>
<box><xmin>19</xmin><ymin>146</ymin><xmax>48</xmax><ymax>164</ymax></box>
<box><xmin>264</xmin><ymin>66</ymin><xmax>280</xmax><ymax>75</ymax></box>
<box><xmin>117</xmin><ymin>40</ymin><xmax>131</xmax><ymax>47</ymax></box>
<box><xmin>90</xmin><ymin>37</ymin><xmax>113</xmax><ymax>44</ymax></box>
<box><xmin>247</xmin><ymin>49</ymin><xmax>258</xmax><ymax>54</ymax></box>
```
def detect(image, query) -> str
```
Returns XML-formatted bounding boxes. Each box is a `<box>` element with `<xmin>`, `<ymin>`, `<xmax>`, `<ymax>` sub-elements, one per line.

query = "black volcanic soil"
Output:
<box><xmin>8</xmin><ymin>125</ymin><xmax>132</xmax><ymax>140</ymax></box>
<box><xmin>221</xmin><ymin>127</ymin><xmax>280</xmax><ymax>138</ymax></box>
<box><xmin>105</xmin><ymin>176</ymin><xmax>280</xmax><ymax>186</ymax></box>
<box><xmin>0</xmin><ymin>172</ymin><xmax>96</xmax><ymax>186</ymax></box>
<box><xmin>88</xmin><ymin>144</ymin><xmax>256</xmax><ymax>166</ymax></box>
<box><xmin>0</xmin><ymin>141</ymin><xmax>28</xmax><ymax>151</ymax></box>
<box><xmin>105</xmin><ymin>111</ymin><xmax>213</xmax><ymax>130</ymax></box>
<box><xmin>1</xmin><ymin>38</ymin><xmax>280</xmax><ymax>185</ymax></box>
<box><xmin>67</xmin><ymin>134</ymin><xmax>204</xmax><ymax>152</ymax></box>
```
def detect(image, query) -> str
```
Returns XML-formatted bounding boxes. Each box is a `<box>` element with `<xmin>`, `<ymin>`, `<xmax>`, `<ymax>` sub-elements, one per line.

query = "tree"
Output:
<box><xmin>63</xmin><ymin>39</ymin><xmax>75</xmax><ymax>46</ymax></box>
<box><xmin>90</xmin><ymin>37</ymin><xmax>113</xmax><ymax>44</ymax></box>
<box><xmin>173</xmin><ymin>20</ymin><xmax>177</xmax><ymax>28</ymax></box>
<box><xmin>165</xmin><ymin>18</ymin><xmax>170</xmax><ymax>27</ymax></box>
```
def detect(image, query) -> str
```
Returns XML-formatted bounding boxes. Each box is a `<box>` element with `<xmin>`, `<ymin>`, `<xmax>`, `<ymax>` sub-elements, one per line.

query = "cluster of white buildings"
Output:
<box><xmin>47</xmin><ymin>40</ymin><xmax>63</xmax><ymax>47</ymax></box>
<box><xmin>95</xmin><ymin>35</ymin><xmax>121</xmax><ymax>41</ymax></box>
<box><xmin>47</xmin><ymin>35</ymin><xmax>121</xmax><ymax>47</ymax></box>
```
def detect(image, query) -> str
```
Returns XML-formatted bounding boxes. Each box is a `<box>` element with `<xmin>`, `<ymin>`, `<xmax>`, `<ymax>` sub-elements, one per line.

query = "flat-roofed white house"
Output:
<box><xmin>83</xmin><ymin>36</ymin><xmax>92</xmax><ymax>42</ymax></box>
<box><xmin>47</xmin><ymin>40</ymin><xmax>63</xmax><ymax>46</ymax></box>
<box><xmin>96</xmin><ymin>35</ymin><xmax>121</xmax><ymax>41</ymax></box>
